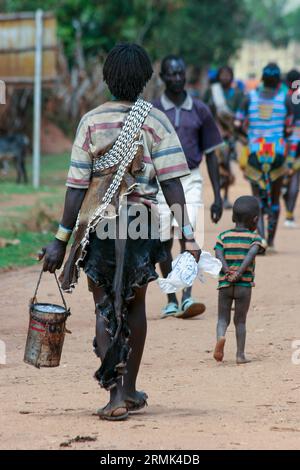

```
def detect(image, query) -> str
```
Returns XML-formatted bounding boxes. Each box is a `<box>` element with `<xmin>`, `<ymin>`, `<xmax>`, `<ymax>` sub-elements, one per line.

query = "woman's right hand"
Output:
<box><xmin>38</xmin><ymin>239</ymin><xmax>67</xmax><ymax>273</ymax></box>
<box><xmin>184</xmin><ymin>239</ymin><xmax>201</xmax><ymax>263</ymax></box>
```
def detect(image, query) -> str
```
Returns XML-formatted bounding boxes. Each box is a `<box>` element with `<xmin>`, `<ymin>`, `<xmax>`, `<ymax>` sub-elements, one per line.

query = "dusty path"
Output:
<box><xmin>1</xmin><ymin>165</ymin><xmax>300</xmax><ymax>450</ymax></box>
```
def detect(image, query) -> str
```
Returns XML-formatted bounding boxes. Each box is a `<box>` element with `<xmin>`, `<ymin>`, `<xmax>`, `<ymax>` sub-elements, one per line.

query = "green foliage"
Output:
<box><xmin>244</xmin><ymin>0</ymin><xmax>290</xmax><ymax>46</ymax></box>
<box><xmin>152</xmin><ymin>0</ymin><xmax>248</xmax><ymax>65</ymax></box>
<box><xmin>0</xmin><ymin>152</ymin><xmax>67</xmax><ymax>269</ymax></box>
<box><xmin>285</xmin><ymin>6</ymin><xmax>300</xmax><ymax>43</ymax></box>
<box><xmin>0</xmin><ymin>230</ymin><xmax>53</xmax><ymax>269</ymax></box>
<box><xmin>3</xmin><ymin>0</ymin><xmax>174</xmax><ymax>61</ymax></box>
<box><xmin>2</xmin><ymin>0</ymin><xmax>247</xmax><ymax>66</ymax></box>
<box><xmin>0</xmin><ymin>153</ymin><xmax>69</xmax><ymax>194</ymax></box>
<box><xmin>3</xmin><ymin>0</ymin><xmax>300</xmax><ymax>65</ymax></box>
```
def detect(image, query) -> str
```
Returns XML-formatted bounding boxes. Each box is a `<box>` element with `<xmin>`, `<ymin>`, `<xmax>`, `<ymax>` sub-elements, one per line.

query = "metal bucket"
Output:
<box><xmin>24</xmin><ymin>270</ymin><xmax>71</xmax><ymax>368</ymax></box>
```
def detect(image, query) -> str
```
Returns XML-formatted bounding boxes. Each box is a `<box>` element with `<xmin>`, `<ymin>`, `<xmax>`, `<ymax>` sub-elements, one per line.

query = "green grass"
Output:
<box><xmin>0</xmin><ymin>153</ymin><xmax>69</xmax><ymax>195</ymax></box>
<box><xmin>0</xmin><ymin>153</ymin><xmax>69</xmax><ymax>269</ymax></box>
<box><xmin>41</xmin><ymin>193</ymin><xmax>65</xmax><ymax>207</ymax></box>
<box><xmin>2</xmin><ymin>204</ymin><xmax>30</xmax><ymax>213</ymax></box>
<box><xmin>0</xmin><ymin>231</ymin><xmax>54</xmax><ymax>269</ymax></box>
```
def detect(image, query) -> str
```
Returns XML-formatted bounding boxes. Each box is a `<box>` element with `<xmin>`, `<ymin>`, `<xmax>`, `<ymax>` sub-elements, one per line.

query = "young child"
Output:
<box><xmin>214</xmin><ymin>195</ymin><xmax>266</xmax><ymax>364</ymax></box>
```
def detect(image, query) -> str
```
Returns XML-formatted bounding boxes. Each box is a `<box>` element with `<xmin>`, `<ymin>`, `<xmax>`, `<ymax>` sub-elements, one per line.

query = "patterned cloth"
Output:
<box><xmin>152</xmin><ymin>93</ymin><xmax>223</xmax><ymax>169</ymax></box>
<box><xmin>66</xmin><ymin>100</ymin><xmax>190</xmax><ymax>206</ymax></box>
<box><xmin>247</xmin><ymin>88</ymin><xmax>288</xmax><ymax>143</ymax></box>
<box><xmin>285</xmin><ymin>89</ymin><xmax>300</xmax><ymax>171</ymax></box>
<box><xmin>237</xmin><ymin>86</ymin><xmax>293</xmax><ymax>206</ymax></box>
<box><xmin>236</xmin><ymin>86</ymin><xmax>293</xmax><ymax>140</ymax></box>
<box><xmin>215</xmin><ymin>228</ymin><xmax>266</xmax><ymax>289</ymax></box>
<box><xmin>287</xmin><ymin>115</ymin><xmax>300</xmax><ymax>172</ymax></box>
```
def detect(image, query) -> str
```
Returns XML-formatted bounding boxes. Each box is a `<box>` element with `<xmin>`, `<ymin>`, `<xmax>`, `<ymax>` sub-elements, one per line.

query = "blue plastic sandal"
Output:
<box><xmin>161</xmin><ymin>302</ymin><xmax>181</xmax><ymax>319</ymax></box>
<box><xmin>176</xmin><ymin>298</ymin><xmax>206</xmax><ymax>319</ymax></box>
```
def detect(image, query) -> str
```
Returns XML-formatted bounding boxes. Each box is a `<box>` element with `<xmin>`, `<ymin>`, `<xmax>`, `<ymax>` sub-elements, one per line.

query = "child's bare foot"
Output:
<box><xmin>213</xmin><ymin>337</ymin><xmax>226</xmax><ymax>362</ymax></box>
<box><xmin>236</xmin><ymin>354</ymin><xmax>251</xmax><ymax>364</ymax></box>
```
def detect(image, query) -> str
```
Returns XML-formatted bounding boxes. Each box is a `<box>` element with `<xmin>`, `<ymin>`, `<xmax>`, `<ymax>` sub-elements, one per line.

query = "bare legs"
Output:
<box><xmin>159</xmin><ymin>239</ymin><xmax>177</xmax><ymax>305</ymax></box>
<box><xmin>179</xmin><ymin>238</ymin><xmax>193</xmax><ymax>302</ymax></box>
<box><xmin>234</xmin><ymin>286</ymin><xmax>252</xmax><ymax>363</ymax></box>
<box><xmin>123</xmin><ymin>285</ymin><xmax>147</xmax><ymax>398</ymax></box>
<box><xmin>214</xmin><ymin>286</ymin><xmax>252</xmax><ymax>363</ymax></box>
<box><xmin>251</xmin><ymin>177</ymin><xmax>282</xmax><ymax>247</ymax></box>
<box><xmin>251</xmin><ymin>183</ymin><xmax>265</xmax><ymax>239</ymax></box>
<box><xmin>283</xmin><ymin>171</ymin><xmax>300</xmax><ymax>219</ymax></box>
<box><xmin>267</xmin><ymin>177</ymin><xmax>282</xmax><ymax>247</ymax></box>
<box><xmin>223</xmin><ymin>183</ymin><xmax>232</xmax><ymax>209</ymax></box>
<box><xmin>93</xmin><ymin>284</ymin><xmax>147</xmax><ymax>409</ymax></box>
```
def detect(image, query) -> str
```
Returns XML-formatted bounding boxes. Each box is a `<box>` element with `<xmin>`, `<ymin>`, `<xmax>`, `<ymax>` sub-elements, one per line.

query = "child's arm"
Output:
<box><xmin>215</xmin><ymin>248</ymin><xmax>230</xmax><ymax>275</ymax></box>
<box><xmin>227</xmin><ymin>244</ymin><xmax>260</xmax><ymax>282</ymax></box>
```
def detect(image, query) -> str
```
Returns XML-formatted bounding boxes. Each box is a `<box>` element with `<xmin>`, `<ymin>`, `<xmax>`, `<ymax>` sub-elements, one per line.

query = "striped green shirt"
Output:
<box><xmin>214</xmin><ymin>228</ymin><xmax>266</xmax><ymax>288</ymax></box>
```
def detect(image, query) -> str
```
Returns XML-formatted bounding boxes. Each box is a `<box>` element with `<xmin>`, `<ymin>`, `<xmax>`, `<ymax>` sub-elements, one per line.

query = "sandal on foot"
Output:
<box><xmin>125</xmin><ymin>391</ymin><xmax>148</xmax><ymax>413</ymax></box>
<box><xmin>96</xmin><ymin>402</ymin><xmax>129</xmax><ymax>421</ymax></box>
<box><xmin>161</xmin><ymin>302</ymin><xmax>181</xmax><ymax>319</ymax></box>
<box><xmin>176</xmin><ymin>298</ymin><xmax>206</xmax><ymax>318</ymax></box>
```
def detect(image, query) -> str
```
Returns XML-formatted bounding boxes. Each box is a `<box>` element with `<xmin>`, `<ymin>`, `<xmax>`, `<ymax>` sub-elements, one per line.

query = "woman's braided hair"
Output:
<box><xmin>103</xmin><ymin>43</ymin><xmax>153</xmax><ymax>102</ymax></box>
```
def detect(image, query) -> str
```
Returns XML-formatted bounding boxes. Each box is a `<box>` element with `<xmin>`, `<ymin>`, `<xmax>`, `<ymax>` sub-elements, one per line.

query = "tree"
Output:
<box><xmin>284</xmin><ymin>6</ymin><xmax>300</xmax><ymax>44</ymax></box>
<box><xmin>2</xmin><ymin>0</ymin><xmax>179</xmax><ymax>63</ymax></box>
<box><xmin>0</xmin><ymin>0</ymin><xmax>250</xmax><ymax>131</ymax></box>
<box><xmin>150</xmin><ymin>0</ymin><xmax>248</xmax><ymax>66</ymax></box>
<box><xmin>244</xmin><ymin>0</ymin><xmax>290</xmax><ymax>46</ymax></box>
<box><xmin>2</xmin><ymin>0</ymin><xmax>247</xmax><ymax>66</ymax></box>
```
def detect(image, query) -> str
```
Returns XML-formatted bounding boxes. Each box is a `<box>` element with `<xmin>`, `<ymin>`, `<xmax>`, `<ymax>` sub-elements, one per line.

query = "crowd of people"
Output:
<box><xmin>38</xmin><ymin>43</ymin><xmax>300</xmax><ymax>421</ymax></box>
<box><xmin>205</xmin><ymin>61</ymin><xmax>300</xmax><ymax>236</ymax></box>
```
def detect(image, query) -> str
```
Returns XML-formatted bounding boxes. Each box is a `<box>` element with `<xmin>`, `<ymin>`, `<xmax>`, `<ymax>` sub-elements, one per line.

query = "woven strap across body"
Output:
<box><xmin>60</xmin><ymin>98</ymin><xmax>153</xmax><ymax>292</ymax></box>
<box><xmin>90</xmin><ymin>97</ymin><xmax>152</xmax><ymax>224</ymax></box>
<box><xmin>75</xmin><ymin>98</ymin><xmax>152</xmax><ymax>265</ymax></box>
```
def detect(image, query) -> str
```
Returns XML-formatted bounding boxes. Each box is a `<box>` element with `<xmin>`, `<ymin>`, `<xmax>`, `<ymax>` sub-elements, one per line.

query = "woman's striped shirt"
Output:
<box><xmin>65</xmin><ymin>101</ymin><xmax>190</xmax><ymax>206</ymax></box>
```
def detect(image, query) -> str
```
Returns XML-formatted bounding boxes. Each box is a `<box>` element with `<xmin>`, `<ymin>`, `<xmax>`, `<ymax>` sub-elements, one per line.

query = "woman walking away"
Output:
<box><xmin>39</xmin><ymin>43</ymin><xmax>201</xmax><ymax>421</ymax></box>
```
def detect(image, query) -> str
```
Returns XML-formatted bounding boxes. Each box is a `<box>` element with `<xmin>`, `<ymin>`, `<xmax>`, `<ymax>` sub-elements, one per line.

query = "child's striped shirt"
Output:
<box><xmin>215</xmin><ymin>229</ymin><xmax>266</xmax><ymax>288</ymax></box>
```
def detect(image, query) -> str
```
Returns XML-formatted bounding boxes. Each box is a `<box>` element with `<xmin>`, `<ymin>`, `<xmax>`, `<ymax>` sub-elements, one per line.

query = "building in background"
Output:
<box><xmin>233</xmin><ymin>40</ymin><xmax>300</xmax><ymax>81</ymax></box>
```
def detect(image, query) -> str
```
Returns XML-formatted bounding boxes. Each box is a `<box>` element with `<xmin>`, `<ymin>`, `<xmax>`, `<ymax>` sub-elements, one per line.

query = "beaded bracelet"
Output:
<box><xmin>55</xmin><ymin>224</ymin><xmax>73</xmax><ymax>243</ymax></box>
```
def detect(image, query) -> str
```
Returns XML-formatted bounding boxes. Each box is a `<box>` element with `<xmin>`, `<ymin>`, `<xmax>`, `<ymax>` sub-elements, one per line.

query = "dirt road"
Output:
<box><xmin>1</xmin><ymin>165</ymin><xmax>300</xmax><ymax>450</ymax></box>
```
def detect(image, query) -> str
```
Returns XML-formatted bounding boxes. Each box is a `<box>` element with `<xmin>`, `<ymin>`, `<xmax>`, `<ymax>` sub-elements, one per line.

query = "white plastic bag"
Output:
<box><xmin>157</xmin><ymin>252</ymin><xmax>197</xmax><ymax>293</ymax></box>
<box><xmin>197</xmin><ymin>250</ymin><xmax>222</xmax><ymax>283</ymax></box>
<box><xmin>157</xmin><ymin>251</ymin><xmax>222</xmax><ymax>293</ymax></box>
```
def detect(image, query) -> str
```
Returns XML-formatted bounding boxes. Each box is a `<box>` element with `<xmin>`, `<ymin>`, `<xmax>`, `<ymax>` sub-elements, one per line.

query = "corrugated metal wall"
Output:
<box><xmin>0</xmin><ymin>12</ymin><xmax>57</xmax><ymax>84</ymax></box>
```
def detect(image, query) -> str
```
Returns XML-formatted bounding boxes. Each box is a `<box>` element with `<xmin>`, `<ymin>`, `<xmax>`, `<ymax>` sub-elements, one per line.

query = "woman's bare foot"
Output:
<box><xmin>236</xmin><ymin>354</ymin><xmax>251</xmax><ymax>364</ymax></box>
<box><xmin>213</xmin><ymin>337</ymin><xmax>226</xmax><ymax>362</ymax></box>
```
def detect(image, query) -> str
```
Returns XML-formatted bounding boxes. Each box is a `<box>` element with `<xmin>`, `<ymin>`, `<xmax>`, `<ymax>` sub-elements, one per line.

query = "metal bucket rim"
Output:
<box><xmin>31</xmin><ymin>302</ymin><xmax>68</xmax><ymax>315</ymax></box>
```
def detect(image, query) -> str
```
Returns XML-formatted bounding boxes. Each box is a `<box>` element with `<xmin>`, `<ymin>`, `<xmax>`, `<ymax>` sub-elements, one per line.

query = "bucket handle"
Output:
<box><xmin>31</xmin><ymin>268</ymin><xmax>70</xmax><ymax>315</ymax></box>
